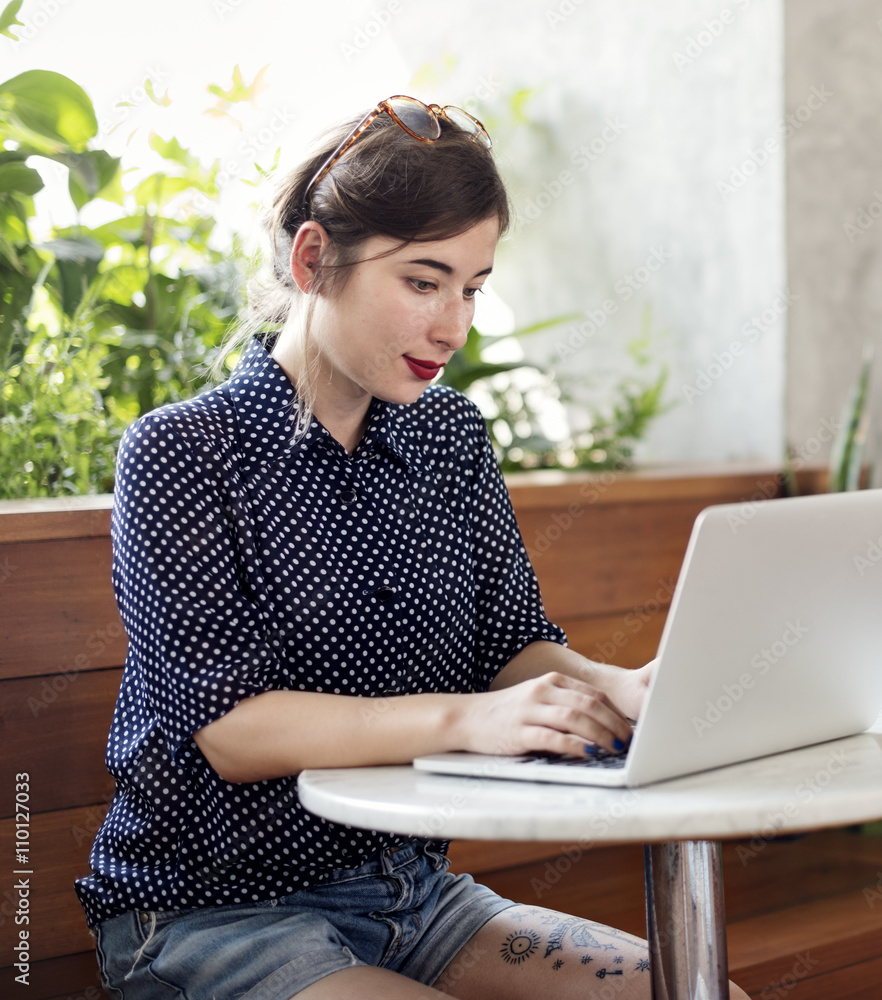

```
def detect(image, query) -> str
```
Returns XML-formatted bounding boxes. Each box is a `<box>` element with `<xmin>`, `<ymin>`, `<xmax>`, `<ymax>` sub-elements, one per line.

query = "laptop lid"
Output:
<box><xmin>625</xmin><ymin>488</ymin><xmax>882</xmax><ymax>784</ymax></box>
<box><xmin>414</xmin><ymin>489</ymin><xmax>882</xmax><ymax>787</ymax></box>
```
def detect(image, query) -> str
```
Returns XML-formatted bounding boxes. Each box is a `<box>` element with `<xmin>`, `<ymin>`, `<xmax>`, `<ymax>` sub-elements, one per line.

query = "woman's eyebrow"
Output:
<box><xmin>406</xmin><ymin>258</ymin><xmax>494</xmax><ymax>278</ymax></box>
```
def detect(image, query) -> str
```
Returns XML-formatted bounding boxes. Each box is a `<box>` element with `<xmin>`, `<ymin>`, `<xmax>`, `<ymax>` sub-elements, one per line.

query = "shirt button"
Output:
<box><xmin>374</xmin><ymin>585</ymin><xmax>396</xmax><ymax>603</ymax></box>
<box><xmin>339</xmin><ymin>488</ymin><xmax>357</xmax><ymax>504</ymax></box>
<box><xmin>139</xmin><ymin>912</ymin><xmax>150</xmax><ymax>923</ymax></box>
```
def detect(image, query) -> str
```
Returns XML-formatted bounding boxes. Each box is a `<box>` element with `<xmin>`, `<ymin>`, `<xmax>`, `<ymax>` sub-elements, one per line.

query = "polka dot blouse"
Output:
<box><xmin>75</xmin><ymin>336</ymin><xmax>567</xmax><ymax>928</ymax></box>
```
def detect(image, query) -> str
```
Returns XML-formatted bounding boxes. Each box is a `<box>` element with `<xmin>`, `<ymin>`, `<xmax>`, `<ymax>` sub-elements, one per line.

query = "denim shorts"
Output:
<box><xmin>95</xmin><ymin>840</ymin><xmax>517</xmax><ymax>999</ymax></box>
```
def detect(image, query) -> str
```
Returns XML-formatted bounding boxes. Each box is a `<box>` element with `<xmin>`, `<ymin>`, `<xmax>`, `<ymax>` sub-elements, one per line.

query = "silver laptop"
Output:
<box><xmin>414</xmin><ymin>489</ymin><xmax>882</xmax><ymax>787</ymax></box>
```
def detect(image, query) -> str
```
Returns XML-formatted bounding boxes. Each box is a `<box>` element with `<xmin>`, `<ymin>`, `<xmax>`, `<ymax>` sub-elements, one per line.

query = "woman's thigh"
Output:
<box><xmin>432</xmin><ymin>903</ymin><xmax>751</xmax><ymax>1000</ymax></box>
<box><xmin>296</xmin><ymin>965</ymin><xmax>451</xmax><ymax>999</ymax></box>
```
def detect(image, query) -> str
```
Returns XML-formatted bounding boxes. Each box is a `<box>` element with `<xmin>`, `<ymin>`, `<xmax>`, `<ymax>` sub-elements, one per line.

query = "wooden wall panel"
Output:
<box><xmin>0</xmin><ymin>669</ymin><xmax>121</xmax><ymax>818</ymax></box>
<box><xmin>560</xmin><ymin>610</ymin><xmax>669</xmax><ymax>669</ymax></box>
<box><xmin>0</xmin><ymin>538</ymin><xmax>125</xmax><ymax>681</ymax></box>
<box><xmin>0</xmin><ymin>951</ymin><xmax>103</xmax><ymax>1000</ymax></box>
<box><xmin>0</xmin><ymin>467</ymin><xmax>828</xmax><ymax>994</ymax></box>
<box><xmin>518</xmin><ymin>498</ymin><xmax>697</xmax><ymax>620</ymax></box>
<box><xmin>0</xmin><ymin>806</ymin><xmax>106</xmax><ymax>965</ymax></box>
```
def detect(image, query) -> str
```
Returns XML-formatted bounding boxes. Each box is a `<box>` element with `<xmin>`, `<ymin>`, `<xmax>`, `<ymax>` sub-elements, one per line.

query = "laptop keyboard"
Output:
<box><xmin>517</xmin><ymin>749</ymin><xmax>629</xmax><ymax>770</ymax></box>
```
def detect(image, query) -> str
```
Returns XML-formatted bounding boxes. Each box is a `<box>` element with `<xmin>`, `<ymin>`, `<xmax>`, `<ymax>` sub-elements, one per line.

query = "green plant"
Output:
<box><xmin>828</xmin><ymin>346</ymin><xmax>873</xmax><ymax>492</ymax></box>
<box><xmin>440</xmin><ymin>307</ymin><xmax>671</xmax><ymax>472</ymax></box>
<box><xmin>0</xmin><ymin>57</ymin><xmax>251</xmax><ymax>498</ymax></box>
<box><xmin>783</xmin><ymin>347</ymin><xmax>874</xmax><ymax>497</ymax></box>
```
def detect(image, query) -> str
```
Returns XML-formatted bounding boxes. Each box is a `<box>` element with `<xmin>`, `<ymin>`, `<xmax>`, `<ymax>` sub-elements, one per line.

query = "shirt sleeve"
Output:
<box><xmin>111</xmin><ymin>409</ymin><xmax>283</xmax><ymax>765</ymax></box>
<box><xmin>468</xmin><ymin>414</ymin><xmax>568</xmax><ymax>691</ymax></box>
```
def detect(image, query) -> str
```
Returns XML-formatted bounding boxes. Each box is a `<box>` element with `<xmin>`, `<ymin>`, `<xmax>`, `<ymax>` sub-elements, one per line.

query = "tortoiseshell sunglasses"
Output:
<box><xmin>303</xmin><ymin>95</ymin><xmax>492</xmax><ymax>204</ymax></box>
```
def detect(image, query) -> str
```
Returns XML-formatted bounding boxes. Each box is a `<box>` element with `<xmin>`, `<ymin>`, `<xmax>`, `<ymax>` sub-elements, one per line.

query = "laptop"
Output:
<box><xmin>413</xmin><ymin>489</ymin><xmax>882</xmax><ymax>787</ymax></box>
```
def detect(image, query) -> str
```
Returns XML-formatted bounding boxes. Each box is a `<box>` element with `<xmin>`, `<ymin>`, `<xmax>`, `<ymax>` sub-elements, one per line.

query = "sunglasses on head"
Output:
<box><xmin>303</xmin><ymin>95</ymin><xmax>492</xmax><ymax>205</ymax></box>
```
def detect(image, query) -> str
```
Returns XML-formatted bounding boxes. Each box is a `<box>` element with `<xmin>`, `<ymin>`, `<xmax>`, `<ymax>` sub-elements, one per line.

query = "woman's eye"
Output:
<box><xmin>463</xmin><ymin>286</ymin><xmax>484</xmax><ymax>300</ymax></box>
<box><xmin>410</xmin><ymin>279</ymin><xmax>436</xmax><ymax>292</ymax></box>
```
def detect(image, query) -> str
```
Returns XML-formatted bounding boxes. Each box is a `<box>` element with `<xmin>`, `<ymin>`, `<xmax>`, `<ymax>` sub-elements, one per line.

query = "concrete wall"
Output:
<box><xmin>784</xmin><ymin>0</ymin><xmax>882</xmax><ymax>481</ymax></box>
<box><xmin>390</xmin><ymin>0</ymin><xmax>787</xmax><ymax>464</ymax></box>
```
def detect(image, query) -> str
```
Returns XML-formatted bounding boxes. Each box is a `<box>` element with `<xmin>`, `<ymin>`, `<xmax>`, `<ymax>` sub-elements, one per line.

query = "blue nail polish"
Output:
<box><xmin>613</xmin><ymin>738</ymin><xmax>626</xmax><ymax>752</ymax></box>
<box><xmin>584</xmin><ymin>744</ymin><xmax>599</xmax><ymax>755</ymax></box>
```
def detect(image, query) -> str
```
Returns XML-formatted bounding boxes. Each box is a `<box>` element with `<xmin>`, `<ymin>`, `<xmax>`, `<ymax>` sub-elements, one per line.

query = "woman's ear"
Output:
<box><xmin>289</xmin><ymin>221</ymin><xmax>331</xmax><ymax>293</ymax></box>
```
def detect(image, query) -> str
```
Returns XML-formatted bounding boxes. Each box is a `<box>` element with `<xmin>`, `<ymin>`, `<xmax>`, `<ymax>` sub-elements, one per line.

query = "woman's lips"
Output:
<box><xmin>403</xmin><ymin>356</ymin><xmax>445</xmax><ymax>380</ymax></box>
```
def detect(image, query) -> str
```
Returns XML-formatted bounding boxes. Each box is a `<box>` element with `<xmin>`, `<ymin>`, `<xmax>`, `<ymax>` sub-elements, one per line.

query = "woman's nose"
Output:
<box><xmin>433</xmin><ymin>298</ymin><xmax>471</xmax><ymax>352</ymax></box>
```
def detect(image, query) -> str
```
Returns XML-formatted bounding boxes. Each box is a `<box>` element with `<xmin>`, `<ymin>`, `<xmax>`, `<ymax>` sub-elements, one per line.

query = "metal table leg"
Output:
<box><xmin>644</xmin><ymin>841</ymin><xmax>729</xmax><ymax>999</ymax></box>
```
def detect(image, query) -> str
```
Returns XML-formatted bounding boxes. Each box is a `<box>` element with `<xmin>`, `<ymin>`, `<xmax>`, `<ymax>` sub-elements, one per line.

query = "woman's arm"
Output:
<box><xmin>195</xmin><ymin>663</ymin><xmax>640</xmax><ymax>783</ymax></box>
<box><xmin>194</xmin><ymin>689</ymin><xmax>463</xmax><ymax>782</ymax></box>
<box><xmin>490</xmin><ymin>641</ymin><xmax>655</xmax><ymax>723</ymax></box>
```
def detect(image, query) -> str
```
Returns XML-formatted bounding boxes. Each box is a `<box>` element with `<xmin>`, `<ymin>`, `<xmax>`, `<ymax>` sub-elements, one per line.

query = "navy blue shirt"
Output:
<box><xmin>76</xmin><ymin>336</ymin><xmax>567</xmax><ymax>928</ymax></box>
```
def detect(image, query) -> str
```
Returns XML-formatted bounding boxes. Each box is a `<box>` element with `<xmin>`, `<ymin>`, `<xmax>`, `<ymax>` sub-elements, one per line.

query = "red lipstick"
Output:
<box><xmin>403</xmin><ymin>356</ymin><xmax>445</xmax><ymax>380</ymax></box>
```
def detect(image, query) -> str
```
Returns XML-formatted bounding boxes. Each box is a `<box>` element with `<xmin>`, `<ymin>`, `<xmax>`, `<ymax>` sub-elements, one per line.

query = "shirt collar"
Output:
<box><xmin>225</xmin><ymin>337</ymin><xmax>422</xmax><ymax>473</ymax></box>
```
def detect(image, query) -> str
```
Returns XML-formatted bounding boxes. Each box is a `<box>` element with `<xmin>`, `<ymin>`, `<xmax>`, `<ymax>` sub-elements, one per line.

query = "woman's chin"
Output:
<box><xmin>375</xmin><ymin>381</ymin><xmax>436</xmax><ymax>405</ymax></box>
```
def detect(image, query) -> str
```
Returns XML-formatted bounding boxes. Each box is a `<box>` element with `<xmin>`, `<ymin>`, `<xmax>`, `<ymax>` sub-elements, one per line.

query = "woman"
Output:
<box><xmin>78</xmin><ymin>96</ymin><xmax>748</xmax><ymax>999</ymax></box>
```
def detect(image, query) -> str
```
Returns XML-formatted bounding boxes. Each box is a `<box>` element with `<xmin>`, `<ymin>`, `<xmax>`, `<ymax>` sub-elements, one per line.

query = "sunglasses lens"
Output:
<box><xmin>442</xmin><ymin>106</ymin><xmax>492</xmax><ymax>147</ymax></box>
<box><xmin>387</xmin><ymin>97</ymin><xmax>440</xmax><ymax>140</ymax></box>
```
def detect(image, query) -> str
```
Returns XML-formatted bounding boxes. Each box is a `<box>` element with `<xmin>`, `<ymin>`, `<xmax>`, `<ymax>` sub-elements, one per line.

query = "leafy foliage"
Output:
<box><xmin>0</xmin><ymin>60</ymin><xmax>245</xmax><ymax>498</ymax></box>
<box><xmin>442</xmin><ymin>308</ymin><xmax>671</xmax><ymax>472</ymax></box>
<box><xmin>0</xmin><ymin>49</ymin><xmax>671</xmax><ymax>497</ymax></box>
<box><xmin>827</xmin><ymin>347</ymin><xmax>873</xmax><ymax>492</ymax></box>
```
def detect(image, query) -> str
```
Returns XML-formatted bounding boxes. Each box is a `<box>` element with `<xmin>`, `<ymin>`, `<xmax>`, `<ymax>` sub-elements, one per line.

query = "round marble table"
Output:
<box><xmin>299</xmin><ymin>723</ymin><xmax>882</xmax><ymax>999</ymax></box>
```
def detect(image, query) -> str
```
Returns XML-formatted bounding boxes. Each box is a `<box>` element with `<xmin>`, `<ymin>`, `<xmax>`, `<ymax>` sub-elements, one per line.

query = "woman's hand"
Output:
<box><xmin>600</xmin><ymin>657</ymin><xmax>656</xmax><ymax>722</ymax></box>
<box><xmin>456</xmin><ymin>671</ymin><xmax>635</xmax><ymax>758</ymax></box>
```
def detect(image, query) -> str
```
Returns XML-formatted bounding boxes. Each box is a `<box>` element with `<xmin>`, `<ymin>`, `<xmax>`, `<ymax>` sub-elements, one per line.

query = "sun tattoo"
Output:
<box><xmin>500</xmin><ymin>930</ymin><xmax>541</xmax><ymax>965</ymax></box>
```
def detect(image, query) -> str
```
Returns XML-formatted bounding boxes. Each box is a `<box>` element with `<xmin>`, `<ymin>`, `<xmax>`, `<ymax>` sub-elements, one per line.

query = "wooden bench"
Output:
<box><xmin>11</xmin><ymin>462</ymin><xmax>879</xmax><ymax>1000</ymax></box>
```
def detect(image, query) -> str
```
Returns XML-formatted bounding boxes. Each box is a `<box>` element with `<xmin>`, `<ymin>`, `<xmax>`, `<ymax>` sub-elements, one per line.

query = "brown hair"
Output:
<box><xmin>215</xmin><ymin>106</ymin><xmax>511</xmax><ymax>437</ymax></box>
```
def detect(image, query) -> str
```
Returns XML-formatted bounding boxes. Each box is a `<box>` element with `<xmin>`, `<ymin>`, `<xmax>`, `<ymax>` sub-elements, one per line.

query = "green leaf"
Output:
<box><xmin>145</xmin><ymin>77</ymin><xmax>171</xmax><ymax>107</ymax></box>
<box><xmin>54</xmin><ymin>149</ymin><xmax>121</xmax><ymax>210</ymax></box>
<box><xmin>39</xmin><ymin>235</ymin><xmax>105</xmax><ymax>262</ymax></box>
<box><xmin>132</xmin><ymin>172</ymin><xmax>197</xmax><ymax>209</ymax></box>
<box><xmin>0</xmin><ymin>159</ymin><xmax>43</xmax><ymax>196</ymax></box>
<box><xmin>86</xmin><ymin>216</ymin><xmax>147</xmax><ymax>247</ymax></box>
<box><xmin>0</xmin><ymin>0</ymin><xmax>23</xmax><ymax>40</ymax></box>
<box><xmin>509</xmin><ymin>88</ymin><xmax>535</xmax><ymax>124</ymax></box>
<box><xmin>408</xmin><ymin>55</ymin><xmax>458</xmax><ymax>91</ymax></box>
<box><xmin>828</xmin><ymin>348</ymin><xmax>874</xmax><ymax>492</ymax></box>
<box><xmin>510</xmin><ymin>313</ymin><xmax>582</xmax><ymax>337</ymax></box>
<box><xmin>148</xmin><ymin>132</ymin><xmax>197</xmax><ymax>169</ymax></box>
<box><xmin>206</xmin><ymin>64</ymin><xmax>269</xmax><ymax>106</ymax></box>
<box><xmin>0</xmin><ymin>70</ymin><xmax>97</xmax><ymax>152</ymax></box>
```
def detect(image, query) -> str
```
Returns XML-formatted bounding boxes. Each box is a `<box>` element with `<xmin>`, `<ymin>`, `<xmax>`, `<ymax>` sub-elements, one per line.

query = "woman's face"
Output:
<box><xmin>312</xmin><ymin>216</ymin><xmax>499</xmax><ymax>407</ymax></box>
